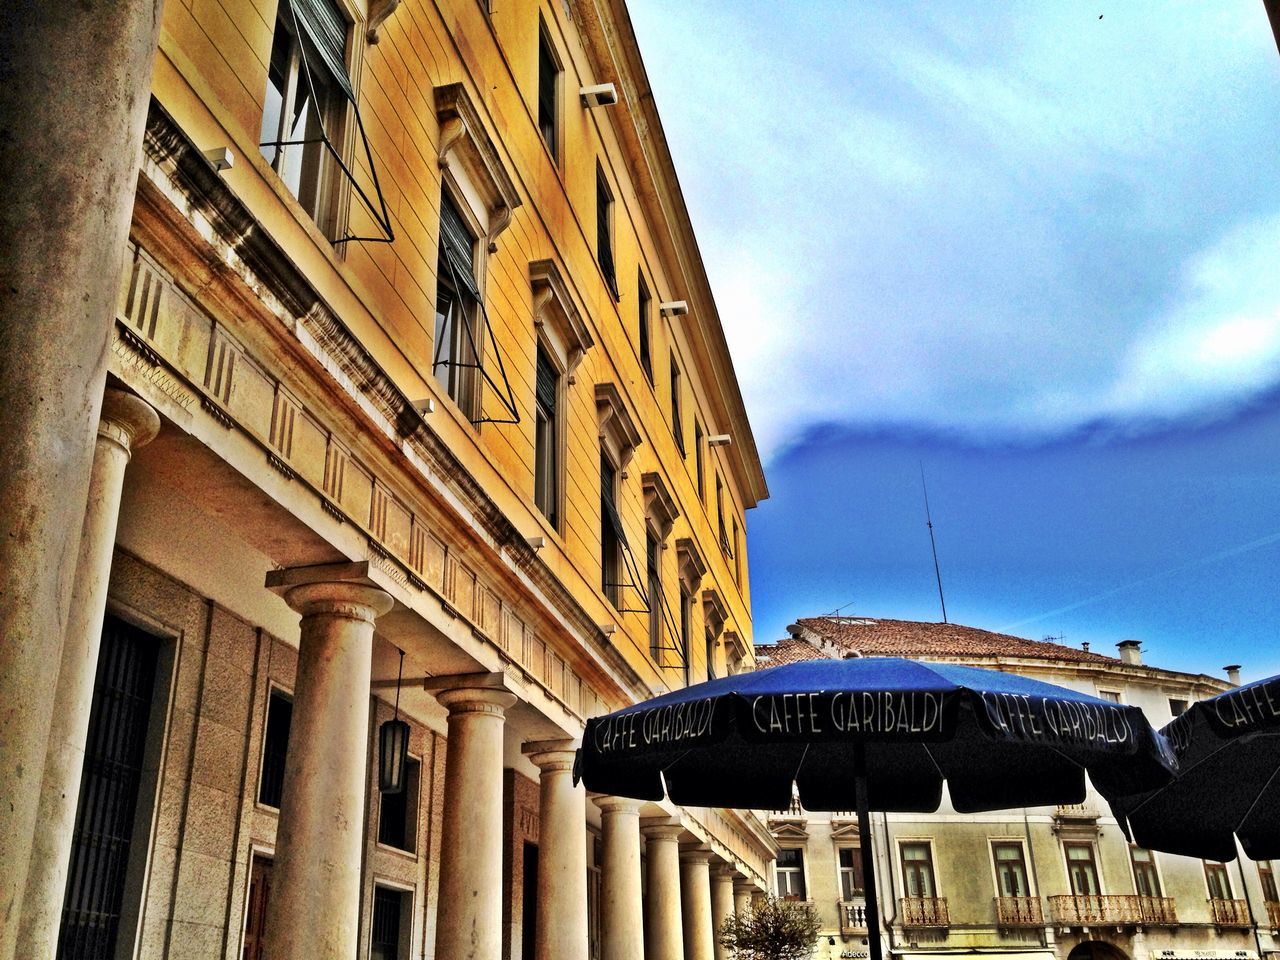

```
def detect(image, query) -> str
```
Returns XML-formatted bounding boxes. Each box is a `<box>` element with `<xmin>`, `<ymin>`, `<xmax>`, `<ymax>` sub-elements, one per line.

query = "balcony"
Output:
<box><xmin>1267</xmin><ymin>901</ymin><xmax>1280</xmax><ymax>931</ymax></box>
<box><xmin>1137</xmin><ymin>896</ymin><xmax>1178</xmax><ymax>925</ymax></box>
<box><xmin>1209</xmin><ymin>898</ymin><xmax>1251</xmax><ymax>928</ymax></box>
<box><xmin>994</xmin><ymin>896</ymin><xmax>1044</xmax><ymax>927</ymax></box>
<box><xmin>1048</xmin><ymin>895</ymin><xmax>1142</xmax><ymax>926</ymax></box>
<box><xmin>900</xmin><ymin>897</ymin><xmax>949</xmax><ymax>928</ymax></box>
<box><xmin>840</xmin><ymin>900</ymin><xmax>868</xmax><ymax>934</ymax></box>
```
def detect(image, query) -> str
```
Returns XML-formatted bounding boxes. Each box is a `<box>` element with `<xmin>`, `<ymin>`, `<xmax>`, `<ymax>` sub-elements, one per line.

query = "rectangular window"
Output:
<box><xmin>1260</xmin><ymin>861</ymin><xmax>1279</xmax><ymax>903</ymax></box>
<box><xmin>601</xmin><ymin>454</ymin><xmax>622</xmax><ymax>609</ymax></box>
<box><xmin>596</xmin><ymin>170</ymin><xmax>618</xmax><ymax>298</ymax></box>
<box><xmin>435</xmin><ymin>192</ymin><xmax>481</xmax><ymax>418</ymax></box>
<box><xmin>1130</xmin><ymin>846</ymin><xmax>1161</xmax><ymax>897</ymax></box>
<box><xmin>1168</xmin><ymin>698</ymin><xmax>1189</xmax><ymax>717</ymax></box>
<box><xmin>705</xmin><ymin>628</ymin><xmax>716</xmax><ymax>683</ymax></box>
<box><xmin>776</xmin><ymin>848</ymin><xmax>807</xmax><ymax>900</ymax></box>
<box><xmin>647</xmin><ymin>532</ymin><xmax>662</xmax><ymax>661</ymax></box>
<box><xmin>370</xmin><ymin>886</ymin><xmax>408</xmax><ymax>960</ymax></box>
<box><xmin>378</xmin><ymin>755</ymin><xmax>420</xmax><ymax>852</ymax></box>
<box><xmin>1097</xmin><ymin>689</ymin><xmax>1122</xmax><ymax>703</ymax></box>
<box><xmin>732</xmin><ymin>518</ymin><xmax>741</xmax><ymax>582</ymax></box>
<box><xmin>259</xmin><ymin>0</ymin><xmax>350</xmax><ymax>235</ymax></box>
<box><xmin>537</xmin><ymin>25</ymin><xmax>559</xmax><ymax>162</ymax></box>
<box><xmin>534</xmin><ymin>346</ymin><xmax>559</xmax><ymax>528</ymax></box>
<box><xmin>1205</xmin><ymin>861</ymin><xmax>1232</xmax><ymax>901</ymax></box>
<box><xmin>679</xmin><ymin>587</ymin><xmax>692</xmax><ymax>686</ymax></box>
<box><xmin>838</xmin><ymin>848</ymin><xmax>864</xmax><ymax>901</ymax></box>
<box><xmin>669</xmin><ymin>357</ymin><xmax>684</xmax><ymax>455</ymax></box>
<box><xmin>638</xmin><ymin>274</ymin><xmax>653</xmax><ymax>383</ymax></box>
<box><xmin>694</xmin><ymin>420</ymin><xmax>704</xmax><ymax>500</ymax></box>
<box><xmin>259</xmin><ymin>689</ymin><xmax>293</xmax><ymax>808</ymax></box>
<box><xmin>1064</xmin><ymin>842</ymin><xmax>1100</xmax><ymax>896</ymax></box>
<box><xmin>522</xmin><ymin>843</ymin><xmax>540</xmax><ymax>960</ymax></box>
<box><xmin>993</xmin><ymin>842</ymin><xmax>1029</xmax><ymax>897</ymax></box>
<box><xmin>716</xmin><ymin>474</ymin><xmax>730</xmax><ymax>555</ymax></box>
<box><xmin>901</xmin><ymin>842</ymin><xmax>937</xmax><ymax>898</ymax></box>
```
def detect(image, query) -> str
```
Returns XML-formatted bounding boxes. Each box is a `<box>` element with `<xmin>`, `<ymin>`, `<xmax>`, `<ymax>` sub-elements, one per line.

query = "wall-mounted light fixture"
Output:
<box><xmin>707</xmin><ymin>434</ymin><xmax>732</xmax><ymax>447</ymax></box>
<box><xmin>526</xmin><ymin>536</ymin><xmax>547</xmax><ymax>550</ymax></box>
<box><xmin>203</xmin><ymin>146</ymin><xmax>234</xmax><ymax>173</ymax></box>
<box><xmin>659</xmin><ymin>300</ymin><xmax>688</xmax><ymax>317</ymax></box>
<box><xmin>580</xmin><ymin>83</ymin><xmax>619</xmax><ymax>108</ymax></box>
<box><xmin>600</xmin><ymin>623</ymin><xmax>617</xmax><ymax>636</ymax></box>
<box><xmin>413</xmin><ymin>398</ymin><xmax>436</xmax><ymax>415</ymax></box>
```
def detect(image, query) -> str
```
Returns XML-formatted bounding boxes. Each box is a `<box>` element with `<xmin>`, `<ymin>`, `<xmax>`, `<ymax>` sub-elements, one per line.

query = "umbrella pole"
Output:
<box><xmin>854</xmin><ymin>742</ymin><xmax>883</xmax><ymax>960</ymax></box>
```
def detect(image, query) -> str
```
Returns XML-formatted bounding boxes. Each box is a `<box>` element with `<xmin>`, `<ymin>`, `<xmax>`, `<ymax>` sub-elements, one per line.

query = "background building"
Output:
<box><xmin>756</xmin><ymin>618</ymin><xmax>1275</xmax><ymax>960</ymax></box>
<box><xmin>2</xmin><ymin>1</ymin><xmax>775</xmax><ymax>958</ymax></box>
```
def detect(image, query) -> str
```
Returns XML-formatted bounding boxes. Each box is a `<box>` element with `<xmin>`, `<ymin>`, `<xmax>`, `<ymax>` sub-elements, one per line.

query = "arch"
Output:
<box><xmin>1068</xmin><ymin>940</ymin><xmax>1130</xmax><ymax>960</ymax></box>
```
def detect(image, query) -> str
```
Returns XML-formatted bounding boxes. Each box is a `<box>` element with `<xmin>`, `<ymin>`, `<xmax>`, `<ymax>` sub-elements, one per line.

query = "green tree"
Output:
<box><xmin>718</xmin><ymin>895</ymin><xmax>821</xmax><ymax>960</ymax></box>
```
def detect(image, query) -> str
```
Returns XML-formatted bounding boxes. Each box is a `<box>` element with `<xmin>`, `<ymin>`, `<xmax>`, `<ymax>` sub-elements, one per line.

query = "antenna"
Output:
<box><xmin>920</xmin><ymin>463</ymin><xmax>948</xmax><ymax>624</ymax></box>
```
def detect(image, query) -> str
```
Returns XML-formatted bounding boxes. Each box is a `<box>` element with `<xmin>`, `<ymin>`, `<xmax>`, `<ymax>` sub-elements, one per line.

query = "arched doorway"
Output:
<box><xmin>1068</xmin><ymin>940</ymin><xmax>1130</xmax><ymax>960</ymax></box>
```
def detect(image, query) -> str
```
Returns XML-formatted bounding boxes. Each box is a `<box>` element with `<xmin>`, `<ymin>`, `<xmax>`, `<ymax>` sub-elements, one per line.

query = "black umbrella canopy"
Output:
<box><xmin>577</xmin><ymin>656</ymin><xmax>1175</xmax><ymax>813</ymax></box>
<box><xmin>1116</xmin><ymin>673</ymin><xmax>1280</xmax><ymax>862</ymax></box>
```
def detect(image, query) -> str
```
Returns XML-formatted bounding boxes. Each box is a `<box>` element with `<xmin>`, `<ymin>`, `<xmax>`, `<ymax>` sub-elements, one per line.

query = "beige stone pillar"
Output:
<box><xmin>709</xmin><ymin>867</ymin><xmax>736</xmax><ymax>960</ymax></box>
<box><xmin>524</xmin><ymin>740</ymin><xmax>588</xmax><ymax>960</ymax></box>
<box><xmin>263</xmin><ymin>569</ymin><xmax>393</xmax><ymax>960</ymax></box>
<box><xmin>680</xmin><ymin>850</ymin><xmax>715</xmax><ymax>960</ymax></box>
<box><xmin>642</xmin><ymin>822</ymin><xmax>685</xmax><ymax>960</ymax></box>
<box><xmin>732</xmin><ymin>881</ymin><xmax>754</xmax><ymax>917</ymax></box>
<box><xmin>596</xmin><ymin>797</ymin><xmax>645</xmax><ymax>960</ymax></box>
<box><xmin>433</xmin><ymin>683</ymin><xmax>518</xmax><ymax>960</ymax></box>
<box><xmin>17</xmin><ymin>390</ymin><xmax>159</xmax><ymax>955</ymax></box>
<box><xmin>0</xmin><ymin>5</ymin><xmax>163</xmax><ymax>949</ymax></box>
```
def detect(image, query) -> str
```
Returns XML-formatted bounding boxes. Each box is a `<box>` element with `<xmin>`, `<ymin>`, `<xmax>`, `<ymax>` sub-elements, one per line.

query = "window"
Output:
<box><xmin>1097</xmin><ymin>689</ymin><xmax>1122</xmax><ymax>703</ymax></box>
<box><xmin>647</xmin><ymin>532</ymin><xmax>662</xmax><ymax>660</ymax></box>
<box><xmin>537</xmin><ymin>24</ymin><xmax>560</xmax><ymax>162</ymax></box>
<box><xmin>993</xmin><ymin>842</ymin><xmax>1029</xmax><ymax>897</ymax></box>
<box><xmin>601</xmin><ymin>453</ymin><xmax>623</xmax><ymax>608</ymax></box>
<box><xmin>259</xmin><ymin>689</ymin><xmax>293</xmax><ymax>808</ymax></box>
<box><xmin>669</xmin><ymin>356</ymin><xmax>684</xmax><ymax>455</ymax></box>
<box><xmin>732</xmin><ymin>518</ymin><xmax>741</xmax><ymax>582</ymax></box>
<box><xmin>534</xmin><ymin>346</ymin><xmax>559</xmax><ymax>528</ymax></box>
<box><xmin>1205</xmin><ymin>861</ymin><xmax>1232</xmax><ymax>901</ymax></box>
<box><xmin>680</xmin><ymin>586</ymin><xmax>693</xmax><ymax>687</ymax></box>
<box><xmin>637</xmin><ymin>274</ymin><xmax>653</xmax><ymax>383</ymax></box>
<box><xmin>435</xmin><ymin>192</ymin><xmax>482</xmax><ymax>419</ymax></box>
<box><xmin>776</xmin><ymin>848</ymin><xmax>807</xmax><ymax>900</ymax></box>
<box><xmin>596</xmin><ymin>170</ymin><xmax>618</xmax><ymax>298</ymax></box>
<box><xmin>1259</xmin><ymin>861</ymin><xmax>1278</xmax><ymax>903</ymax></box>
<box><xmin>371</xmin><ymin>886</ymin><xmax>409</xmax><ymax>960</ymax></box>
<box><xmin>1064</xmin><ymin>842</ymin><xmax>1100</xmax><ymax>896</ymax></box>
<box><xmin>260</xmin><ymin>0</ymin><xmax>349</xmax><ymax>234</ymax></box>
<box><xmin>378</xmin><ymin>755</ymin><xmax>420</xmax><ymax>852</ymax></box>
<box><xmin>1129</xmin><ymin>846</ymin><xmax>1161</xmax><ymax>897</ymax></box>
<box><xmin>242</xmin><ymin>854</ymin><xmax>273</xmax><ymax>960</ymax></box>
<box><xmin>900</xmin><ymin>843</ymin><xmax>937</xmax><ymax>898</ymax></box>
<box><xmin>715</xmin><ymin>474</ymin><xmax>731</xmax><ymax>556</ymax></box>
<box><xmin>1168</xmin><ymin>698</ymin><xmax>1189</xmax><ymax>717</ymax></box>
<box><xmin>693</xmin><ymin>420</ymin><xmax>704</xmax><ymax>501</ymax></box>
<box><xmin>705</xmin><ymin>622</ymin><xmax>716</xmax><ymax>683</ymax></box>
<box><xmin>522</xmin><ymin>843</ymin><xmax>540</xmax><ymax>960</ymax></box>
<box><xmin>838</xmin><ymin>848</ymin><xmax>864</xmax><ymax>901</ymax></box>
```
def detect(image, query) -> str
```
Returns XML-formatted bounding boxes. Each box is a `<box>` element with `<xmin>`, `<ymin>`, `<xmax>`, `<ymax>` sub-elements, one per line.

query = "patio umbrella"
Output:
<box><xmin>576</xmin><ymin>656</ymin><xmax>1174</xmax><ymax>960</ymax></box>
<box><xmin>1113</xmin><ymin>673</ymin><xmax>1280</xmax><ymax>862</ymax></box>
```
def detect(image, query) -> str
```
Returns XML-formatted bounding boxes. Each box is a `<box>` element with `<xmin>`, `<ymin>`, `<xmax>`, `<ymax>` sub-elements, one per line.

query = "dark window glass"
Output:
<box><xmin>705</xmin><ymin>623</ymin><xmax>715</xmax><ymax>683</ymax></box>
<box><xmin>647</xmin><ymin>533</ymin><xmax>662</xmax><ymax>660</ymax></box>
<box><xmin>601</xmin><ymin>454</ymin><xmax>622</xmax><ymax>608</ymax></box>
<box><xmin>534</xmin><ymin>347</ymin><xmax>559</xmax><ymax>528</ymax></box>
<box><xmin>537</xmin><ymin>28</ymin><xmax>558</xmax><ymax>161</ymax></box>
<box><xmin>670</xmin><ymin>357</ymin><xmax>684</xmax><ymax>455</ymax></box>
<box><xmin>597</xmin><ymin>172</ymin><xmax>617</xmax><ymax>298</ymax></box>
<box><xmin>776</xmin><ymin>848</ymin><xmax>807</xmax><ymax>900</ymax></box>
<box><xmin>378</xmin><ymin>756</ymin><xmax>420</xmax><ymax>852</ymax></box>
<box><xmin>371</xmin><ymin>887</ymin><xmax>405</xmax><ymax>960</ymax></box>
<box><xmin>838</xmin><ymin>848</ymin><xmax>864</xmax><ymax>901</ymax></box>
<box><xmin>993</xmin><ymin>842</ymin><xmax>1029</xmax><ymax>897</ymax></box>
<box><xmin>1205</xmin><ymin>861</ymin><xmax>1232</xmax><ymax>900</ymax></box>
<box><xmin>522</xmin><ymin>843</ymin><xmax>540</xmax><ymax>960</ymax></box>
<box><xmin>694</xmin><ymin>420</ymin><xmax>704</xmax><ymax>500</ymax></box>
<box><xmin>259</xmin><ymin>690</ymin><xmax>293</xmax><ymax>808</ymax></box>
<box><xmin>716</xmin><ymin>475</ymin><xmax>729</xmax><ymax>553</ymax></box>
<box><xmin>901</xmin><ymin>843</ymin><xmax>937</xmax><ymax>898</ymax></box>
<box><xmin>435</xmin><ymin>193</ymin><xmax>480</xmax><ymax>418</ymax></box>
<box><xmin>638</xmin><ymin>274</ymin><xmax>653</xmax><ymax>383</ymax></box>
<box><xmin>1168</xmin><ymin>698</ymin><xmax>1189</xmax><ymax>717</ymax></box>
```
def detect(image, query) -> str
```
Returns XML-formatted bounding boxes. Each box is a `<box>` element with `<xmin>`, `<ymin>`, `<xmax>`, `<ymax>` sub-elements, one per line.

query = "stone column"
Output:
<box><xmin>732</xmin><ymin>881</ymin><xmax>754</xmax><ymax>918</ymax></box>
<box><xmin>642</xmin><ymin>822</ymin><xmax>685</xmax><ymax>960</ymax></box>
<box><xmin>0</xmin><ymin>4</ymin><xmax>163</xmax><ymax>950</ymax></box>
<box><xmin>17</xmin><ymin>390</ymin><xmax>159</xmax><ymax>955</ymax></box>
<box><xmin>680</xmin><ymin>850</ymin><xmax>715</xmax><ymax>960</ymax></box>
<box><xmin>433</xmin><ymin>682</ymin><xmax>518</xmax><ymax>960</ymax></box>
<box><xmin>596</xmin><ymin>797</ymin><xmax>644</xmax><ymax>960</ymax></box>
<box><xmin>709</xmin><ymin>867</ymin><xmax>736</xmax><ymax>960</ymax></box>
<box><xmin>524</xmin><ymin>740</ymin><xmax>588</xmax><ymax>960</ymax></box>
<box><xmin>263</xmin><ymin>567</ymin><xmax>393</xmax><ymax>960</ymax></box>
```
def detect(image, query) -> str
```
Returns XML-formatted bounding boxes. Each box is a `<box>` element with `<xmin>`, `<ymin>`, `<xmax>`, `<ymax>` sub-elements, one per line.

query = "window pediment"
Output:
<box><xmin>703</xmin><ymin>588</ymin><xmax>728</xmax><ymax>639</ymax></box>
<box><xmin>435</xmin><ymin>83</ymin><xmax>522</xmax><ymax>244</ymax></box>
<box><xmin>676</xmin><ymin>537</ymin><xmax>707</xmax><ymax>589</ymax></box>
<box><xmin>530</xmin><ymin>259</ymin><xmax>593</xmax><ymax>383</ymax></box>
<box><xmin>641</xmin><ymin>472</ymin><xmax>679</xmax><ymax>539</ymax></box>
<box><xmin>722</xmin><ymin>629</ymin><xmax>749</xmax><ymax>663</ymax></box>
<box><xmin>771</xmin><ymin>822</ymin><xmax>809</xmax><ymax>841</ymax></box>
<box><xmin>596</xmin><ymin>383</ymin><xmax>642</xmax><ymax>471</ymax></box>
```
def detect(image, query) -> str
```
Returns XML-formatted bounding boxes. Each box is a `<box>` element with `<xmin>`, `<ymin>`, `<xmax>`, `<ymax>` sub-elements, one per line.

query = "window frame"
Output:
<box><xmin>601</xmin><ymin>450</ymin><xmax>624</xmax><ymax>610</ymax></box>
<box><xmin>1062</xmin><ymin>840</ymin><xmax>1102</xmax><ymax>896</ymax></box>
<box><xmin>775</xmin><ymin>847</ymin><xmax>808</xmax><ymax>901</ymax></box>
<box><xmin>434</xmin><ymin>187</ymin><xmax>486</xmax><ymax>421</ymax></box>
<box><xmin>369</xmin><ymin>881</ymin><xmax>414</xmax><ymax>960</ymax></box>
<box><xmin>669</xmin><ymin>354</ymin><xmax>684</xmax><ymax>455</ymax></box>
<box><xmin>257</xmin><ymin>685</ymin><xmax>294</xmax><ymax>810</ymax></box>
<box><xmin>1259</xmin><ymin>861</ymin><xmax>1279</xmax><ymax>903</ymax></box>
<box><xmin>899</xmin><ymin>840</ymin><xmax>939</xmax><ymax>899</ymax></box>
<box><xmin>377</xmin><ymin>752</ymin><xmax>421</xmax><ymax>855</ymax></box>
<box><xmin>837</xmin><ymin>846</ymin><xmax>865</xmax><ymax>902</ymax></box>
<box><xmin>596</xmin><ymin>166</ymin><xmax>618</xmax><ymax>300</ymax></box>
<box><xmin>990</xmin><ymin>840</ymin><xmax>1031</xmax><ymax>899</ymax></box>
<box><xmin>637</xmin><ymin>271</ymin><xmax>654</xmax><ymax>384</ymax></box>
<box><xmin>693</xmin><ymin>419</ymin><xmax>704</xmax><ymax>501</ymax></box>
<box><xmin>1129</xmin><ymin>845</ymin><xmax>1163</xmax><ymax>898</ymax></box>
<box><xmin>1204</xmin><ymin>861</ymin><xmax>1233</xmax><ymax>901</ymax></box>
<box><xmin>536</xmin><ymin>19</ymin><xmax>562</xmax><ymax>164</ymax></box>
<box><xmin>647</xmin><ymin>529</ymin><xmax>663</xmax><ymax>661</ymax></box>
<box><xmin>533</xmin><ymin>343</ymin><xmax>562</xmax><ymax>530</ymax></box>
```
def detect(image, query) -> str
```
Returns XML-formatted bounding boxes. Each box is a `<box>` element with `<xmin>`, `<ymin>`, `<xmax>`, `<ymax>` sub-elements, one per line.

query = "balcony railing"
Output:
<box><xmin>1209</xmin><ymin>898</ymin><xmax>1251</xmax><ymax>928</ymax></box>
<box><xmin>840</xmin><ymin>900</ymin><xmax>868</xmax><ymax>934</ymax></box>
<box><xmin>1137</xmin><ymin>896</ymin><xmax>1178</xmax><ymax>925</ymax></box>
<box><xmin>994</xmin><ymin>897</ymin><xmax>1043</xmax><ymax>927</ymax></box>
<box><xmin>1267</xmin><ymin>901</ymin><xmax>1280</xmax><ymax>931</ymax></box>
<box><xmin>1049</xmin><ymin>895</ymin><xmax>1142</xmax><ymax>926</ymax></box>
<box><xmin>900</xmin><ymin>897</ymin><xmax>949</xmax><ymax>928</ymax></box>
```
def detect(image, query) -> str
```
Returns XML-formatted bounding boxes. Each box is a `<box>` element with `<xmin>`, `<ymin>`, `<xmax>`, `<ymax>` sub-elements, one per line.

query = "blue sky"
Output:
<box><xmin>628</xmin><ymin>2</ymin><xmax>1280</xmax><ymax>681</ymax></box>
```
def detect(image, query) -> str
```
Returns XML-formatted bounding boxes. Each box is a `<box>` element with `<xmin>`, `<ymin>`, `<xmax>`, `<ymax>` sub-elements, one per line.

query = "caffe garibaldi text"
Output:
<box><xmin>588</xmin><ymin>689</ymin><xmax>1139</xmax><ymax>755</ymax></box>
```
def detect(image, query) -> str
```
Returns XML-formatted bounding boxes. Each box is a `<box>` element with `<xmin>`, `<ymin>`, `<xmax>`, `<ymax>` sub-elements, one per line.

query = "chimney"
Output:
<box><xmin>1081</xmin><ymin>641</ymin><xmax>1090</xmax><ymax>653</ymax></box>
<box><xmin>1116</xmin><ymin>640</ymin><xmax>1142</xmax><ymax>666</ymax></box>
<box><xmin>1224</xmin><ymin>664</ymin><xmax>1242</xmax><ymax>686</ymax></box>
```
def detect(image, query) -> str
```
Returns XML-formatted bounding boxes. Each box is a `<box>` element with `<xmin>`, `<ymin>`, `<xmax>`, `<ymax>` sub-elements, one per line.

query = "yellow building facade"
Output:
<box><xmin>1</xmin><ymin>1</ymin><xmax>774</xmax><ymax>958</ymax></box>
<box><xmin>758</xmin><ymin>620</ymin><xmax>1275</xmax><ymax>960</ymax></box>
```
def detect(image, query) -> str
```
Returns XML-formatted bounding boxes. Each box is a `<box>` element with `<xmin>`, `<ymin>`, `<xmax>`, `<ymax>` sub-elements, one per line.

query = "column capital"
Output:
<box><xmin>523</xmin><ymin>738</ymin><xmax>579</xmax><ymax>772</ymax></box>
<box><xmin>710</xmin><ymin>864</ymin><xmax>739</xmax><ymax>881</ymax></box>
<box><xmin>594</xmin><ymin>795</ymin><xmax>644</xmax><ymax>815</ymax></box>
<box><xmin>99</xmin><ymin>388</ymin><xmax>160</xmax><ymax>455</ymax></box>
<box><xmin>434</xmin><ymin>686</ymin><xmax>518</xmax><ymax>716</ymax></box>
<box><xmin>679</xmin><ymin>847</ymin><xmax>713</xmax><ymax>865</ymax></box>
<box><xmin>266</xmin><ymin>561</ymin><xmax>394</xmax><ymax>623</ymax></box>
<box><xmin>640</xmin><ymin>819</ymin><xmax>684</xmax><ymax>841</ymax></box>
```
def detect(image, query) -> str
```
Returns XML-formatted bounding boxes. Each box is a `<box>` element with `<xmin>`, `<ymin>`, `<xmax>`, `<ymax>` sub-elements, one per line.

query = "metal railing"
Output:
<box><xmin>840</xmin><ymin>900</ymin><xmax>868</xmax><ymax>934</ymax></box>
<box><xmin>1209</xmin><ymin>898</ymin><xmax>1251</xmax><ymax>928</ymax></box>
<box><xmin>1048</xmin><ymin>895</ymin><xmax>1142</xmax><ymax>925</ymax></box>
<box><xmin>994</xmin><ymin>897</ymin><xmax>1043</xmax><ymax>927</ymax></box>
<box><xmin>1137</xmin><ymin>896</ymin><xmax>1178</xmax><ymax>925</ymax></box>
<box><xmin>899</xmin><ymin>897</ymin><xmax>949</xmax><ymax>928</ymax></box>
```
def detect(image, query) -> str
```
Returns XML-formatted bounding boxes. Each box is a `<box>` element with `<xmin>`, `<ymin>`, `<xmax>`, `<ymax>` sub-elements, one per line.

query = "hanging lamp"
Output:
<box><xmin>378</xmin><ymin>648</ymin><xmax>410</xmax><ymax>794</ymax></box>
